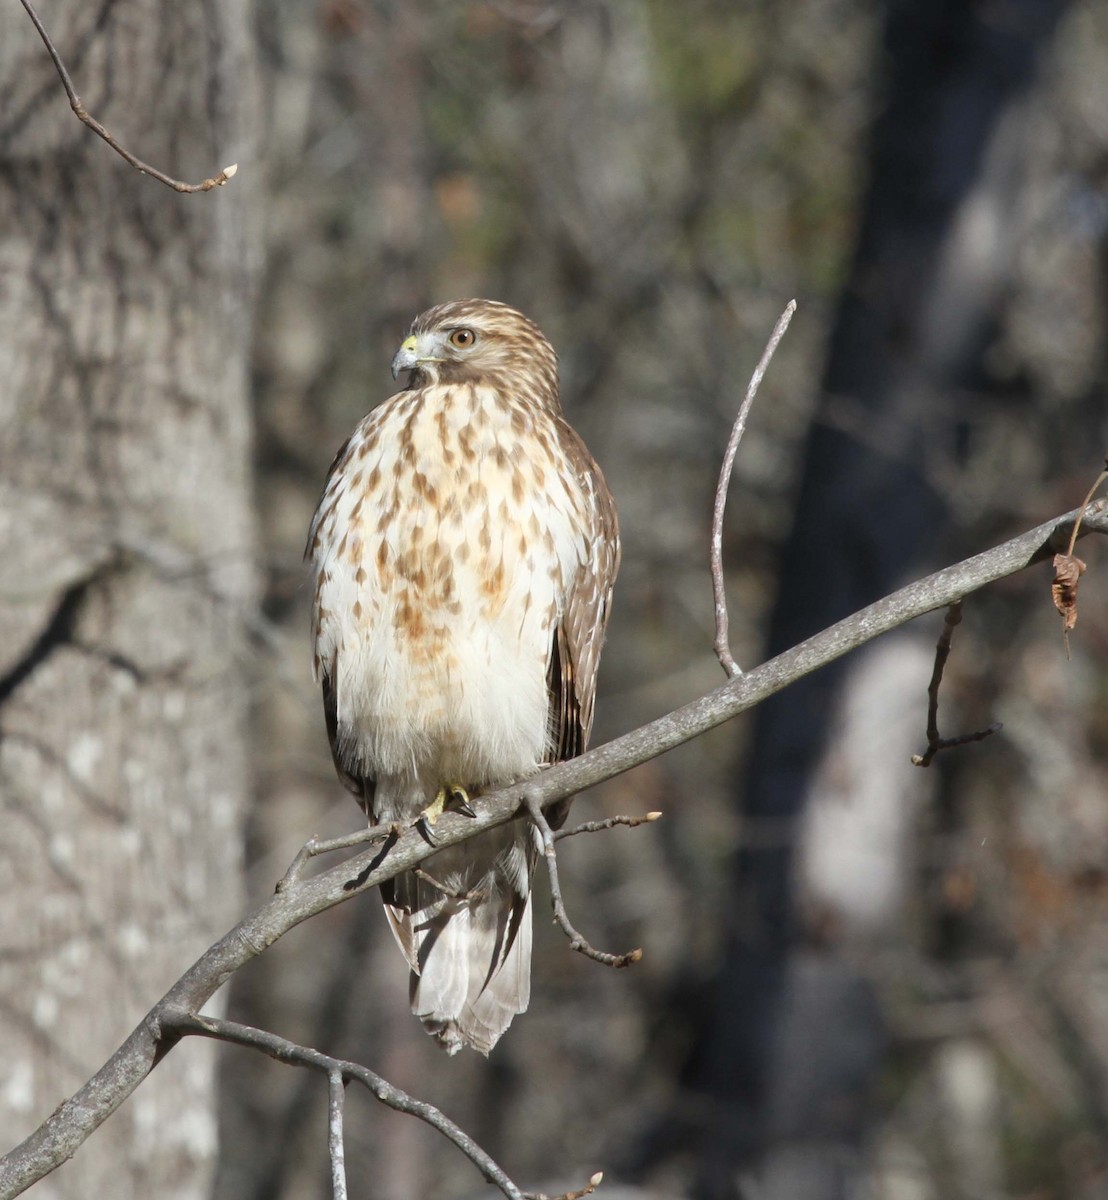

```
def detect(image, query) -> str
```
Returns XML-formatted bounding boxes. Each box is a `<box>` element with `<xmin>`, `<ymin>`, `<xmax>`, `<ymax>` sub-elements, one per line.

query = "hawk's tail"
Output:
<box><xmin>380</xmin><ymin>823</ymin><xmax>534</xmax><ymax>1055</ymax></box>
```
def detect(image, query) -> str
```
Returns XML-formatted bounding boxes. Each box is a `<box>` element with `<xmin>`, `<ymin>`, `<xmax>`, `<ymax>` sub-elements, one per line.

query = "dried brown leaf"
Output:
<box><xmin>1051</xmin><ymin>552</ymin><xmax>1086</xmax><ymax>632</ymax></box>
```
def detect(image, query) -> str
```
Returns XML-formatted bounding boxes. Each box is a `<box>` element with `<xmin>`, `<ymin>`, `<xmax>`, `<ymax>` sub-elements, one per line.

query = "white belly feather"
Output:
<box><xmin>310</xmin><ymin>382</ymin><xmax>588</xmax><ymax>802</ymax></box>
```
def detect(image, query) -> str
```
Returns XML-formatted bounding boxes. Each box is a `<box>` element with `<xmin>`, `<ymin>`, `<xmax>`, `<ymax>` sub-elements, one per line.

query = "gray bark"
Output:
<box><xmin>0</xmin><ymin>2</ymin><xmax>257</xmax><ymax>1196</ymax></box>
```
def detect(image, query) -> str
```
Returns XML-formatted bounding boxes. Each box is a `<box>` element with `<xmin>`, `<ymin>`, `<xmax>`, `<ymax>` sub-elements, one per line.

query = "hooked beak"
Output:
<box><xmin>391</xmin><ymin>334</ymin><xmax>420</xmax><ymax>381</ymax></box>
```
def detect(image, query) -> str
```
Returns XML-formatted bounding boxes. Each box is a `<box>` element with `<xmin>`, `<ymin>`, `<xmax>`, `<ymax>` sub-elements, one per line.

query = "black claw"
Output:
<box><xmin>415</xmin><ymin>816</ymin><xmax>438</xmax><ymax>846</ymax></box>
<box><xmin>447</xmin><ymin>788</ymin><xmax>477</xmax><ymax>819</ymax></box>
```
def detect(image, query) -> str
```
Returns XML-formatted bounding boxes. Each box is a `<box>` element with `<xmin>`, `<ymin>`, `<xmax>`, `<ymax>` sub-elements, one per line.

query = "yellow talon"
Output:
<box><xmin>420</xmin><ymin>788</ymin><xmax>448</xmax><ymax>828</ymax></box>
<box><xmin>419</xmin><ymin>784</ymin><xmax>474</xmax><ymax>828</ymax></box>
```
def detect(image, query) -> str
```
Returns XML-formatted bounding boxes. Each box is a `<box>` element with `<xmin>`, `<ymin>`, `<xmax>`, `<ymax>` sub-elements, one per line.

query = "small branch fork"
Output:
<box><xmin>711</xmin><ymin>300</ymin><xmax>797</xmax><ymax>678</ymax></box>
<box><xmin>276</xmin><ymin>822</ymin><xmax>396</xmax><ymax>892</ymax></box>
<box><xmin>18</xmin><ymin>0</ymin><xmax>238</xmax><ymax>193</ymax></box>
<box><xmin>167</xmin><ymin>1012</ymin><xmax>599</xmax><ymax>1200</ymax></box>
<box><xmin>911</xmin><ymin>600</ymin><xmax>1002</xmax><ymax>767</ymax></box>
<box><xmin>525</xmin><ymin>794</ymin><xmax>643</xmax><ymax>969</ymax></box>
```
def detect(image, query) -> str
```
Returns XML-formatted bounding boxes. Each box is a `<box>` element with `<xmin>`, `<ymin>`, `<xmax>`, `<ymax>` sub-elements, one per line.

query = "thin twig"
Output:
<box><xmin>554</xmin><ymin>812</ymin><xmax>662</xmax><ymax>841</ymax></box>
<box><xmin>18</xmin><ymin>0</ymin><xmax>238</xmax><ymax>193</ymax></box>
<box><xmin>911</xmin><ymin>601</ymin><xmax>1001</xmax><ymax>767</ymax></box>
<box><xmin>169</xmin><ymin>1013</ymin><xmax>530</xmax><ymax>1200</ymax></box>
<box><xmin>711</xmin><ymin>300</ymin><xmax>797</xmax><ymax>678</ymax></box>
<box><xmin>327</xmin><ymin>1070</ymin><xmax>348</xmax><ymax>1200</ymax></box>
<box><xmin>524</xmin><ymin>794</ymin><xmax>642</xmax><ymax>969</ymax></box>
<box><xmin>4</xmin><ymin>501</ymin><xmax>1108</xmax><ymax>1199</ymax></box>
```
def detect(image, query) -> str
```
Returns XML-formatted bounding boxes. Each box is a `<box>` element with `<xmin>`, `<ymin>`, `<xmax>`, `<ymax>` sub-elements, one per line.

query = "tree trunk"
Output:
<box><xmin>0</xmin><ymin>3</ymin><xmax>257</xmax><ymax>1197</ymax></box>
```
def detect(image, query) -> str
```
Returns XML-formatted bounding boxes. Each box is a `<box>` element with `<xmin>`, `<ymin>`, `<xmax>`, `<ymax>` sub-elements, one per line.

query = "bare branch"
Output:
<box><xmin>554</xmin><ymin>811</ymin><xmax>662</xmax><ymax>841</ymax></box>
<box><xmin>17</xmin><ymin>0</ymin><xmax>238</xmax><ymax>193</ymax></box>
<box><xmin>711</xmin><ymin>300</ymin><xmax>797</xmax><ymax>678</ymax></box>
<box><xmin>3</xmin><ymin>500</ymin><xmax>1106</xmax><ymax>1197</ymax></box>
<box><xmin>525</xmin><ymin>793</ymin><xmax>643</xmax><ymax>969</ymax></box>
<box><xmin>328</xmin><ymin>1070</ymin><xmax>348</xmax><ymax>1200</ymax></box>
<box><xmin>167</xmin><ymin>1013</ymin><xmax>529</xmax><ymax>1200</ymax></box>
<box><xmin>911</xmin><ymin>600</ymin><xmax>1001</xmax><ymax>767</ymax></box>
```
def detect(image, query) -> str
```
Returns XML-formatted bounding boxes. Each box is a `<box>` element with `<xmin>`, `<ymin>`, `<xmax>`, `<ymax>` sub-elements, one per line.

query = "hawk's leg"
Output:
<box><xmin>415</xmin><ymin>784</ymin><xmax>476</xmax><ymax>843</ymax></box>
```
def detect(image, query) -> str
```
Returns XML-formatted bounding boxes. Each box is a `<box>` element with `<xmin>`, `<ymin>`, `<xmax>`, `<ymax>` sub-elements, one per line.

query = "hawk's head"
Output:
<box><xmin>390</xmin><ymin>299</ymin><xmax>559</xmax><ymax>409</ymax></box>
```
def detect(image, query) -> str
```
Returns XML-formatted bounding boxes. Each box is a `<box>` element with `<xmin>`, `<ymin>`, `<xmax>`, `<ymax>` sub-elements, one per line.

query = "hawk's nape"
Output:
<box><xmin>307</xmin><ymin>299</ymin><xmax>619</xmax><ymax>1053</ymax></box>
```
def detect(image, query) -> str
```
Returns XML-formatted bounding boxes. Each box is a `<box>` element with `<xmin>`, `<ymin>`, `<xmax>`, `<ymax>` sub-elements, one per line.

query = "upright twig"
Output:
<box><xmin>327</xmin><ymin>1070</ymin><xmax>348</xmax><ymax>1200</ymax></box>
<box><xmin>18</xmin><ymin>0</ymin><xmax>238</xmax><ymax>193</ymax></box>
<box><xmin>911</xmin><ymin>601</ymin><xmax>1001</xmax><ymax>767</ymax></box>
<box><xmin>524</xmin><ymin>793</ymin><xmax>642</xmax><ymax>969</ymax></box>
<box><xmin>711</xmin><ymin>300</ymin><xmax>797</xmax><ymax>678</ymax></box>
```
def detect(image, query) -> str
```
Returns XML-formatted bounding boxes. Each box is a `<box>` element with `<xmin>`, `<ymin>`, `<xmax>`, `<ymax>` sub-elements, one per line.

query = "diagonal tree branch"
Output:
<box><xmin>2</xmin><ymin>499</ymin><xmax>1105</xmax><ymax>1198</ymax></box>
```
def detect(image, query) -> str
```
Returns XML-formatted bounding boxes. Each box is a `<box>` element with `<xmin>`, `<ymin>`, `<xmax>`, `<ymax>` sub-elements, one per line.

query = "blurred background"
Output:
<box><xmin>3</xmin><ymin>1</ymin><xmax>1108</xmax><ymax>1198</ymax></box>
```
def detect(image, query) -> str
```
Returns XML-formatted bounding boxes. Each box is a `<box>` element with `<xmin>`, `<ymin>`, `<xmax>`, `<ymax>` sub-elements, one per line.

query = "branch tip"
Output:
<box><xmin>524</xmin><ymin>1171</ymin><xmax>605</xmax><ymax>1200</ymax></box>
<box><xmin>553</xmin><ymin>811</ymin><xmax>663</xmax><ymax>840</ymax></box>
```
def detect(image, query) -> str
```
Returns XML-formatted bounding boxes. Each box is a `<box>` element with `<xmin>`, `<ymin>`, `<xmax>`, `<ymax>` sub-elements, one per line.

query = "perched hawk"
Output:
<box><xmin>307</xmin><ymin>299</ymin><xmax>619</xmax><ymax>1054</ymax></box>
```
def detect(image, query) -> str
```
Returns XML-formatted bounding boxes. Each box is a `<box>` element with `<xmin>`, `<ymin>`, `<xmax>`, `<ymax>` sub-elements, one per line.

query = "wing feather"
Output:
<box><xmin>322</xmin><ymin>672</ymin><xmax>375</xmax><ymax>815</ymax></box>
<box><xmin>545</xmin><ymin>419</ymin><xmax>620</xmax><ymax>825</ymax></box>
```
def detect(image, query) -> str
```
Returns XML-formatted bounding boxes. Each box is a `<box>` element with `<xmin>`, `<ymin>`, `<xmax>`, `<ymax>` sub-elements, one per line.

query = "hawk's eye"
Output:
<box><xmin>449</xmin><ymin>328</ymin><xmax>476</xmax><ymax>349</ymax></box>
